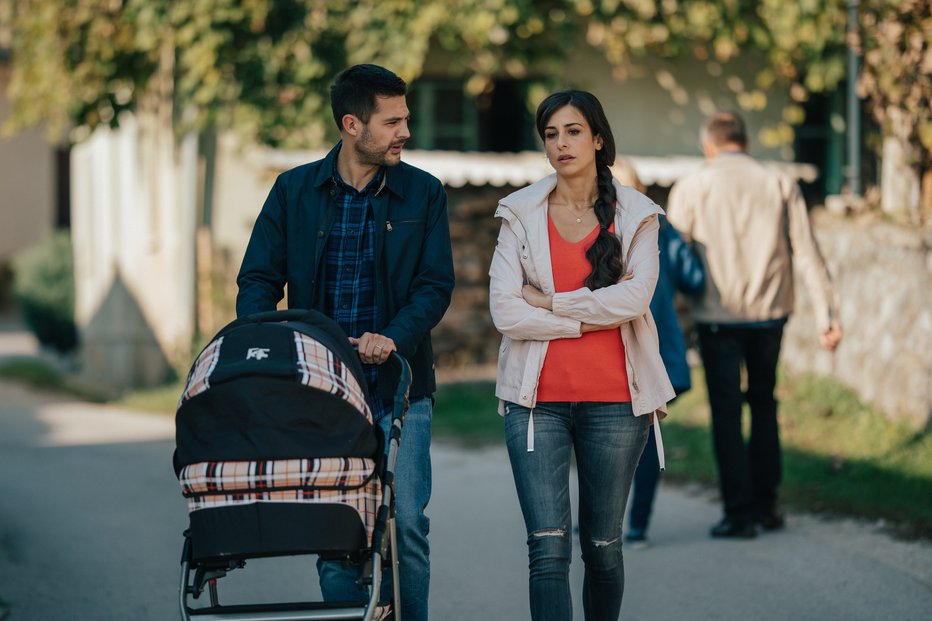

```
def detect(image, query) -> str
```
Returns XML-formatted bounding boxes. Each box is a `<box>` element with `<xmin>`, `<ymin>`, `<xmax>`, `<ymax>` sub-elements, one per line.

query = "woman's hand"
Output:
<box><xmin>522</xmin><ymin>284</ymin><xmax>553</xmax><ymax>310</ymax></box>
<box><xmin>579</xmin><ymin>271</ymin><xmax>634</xmax><ymax>334</ymax></box>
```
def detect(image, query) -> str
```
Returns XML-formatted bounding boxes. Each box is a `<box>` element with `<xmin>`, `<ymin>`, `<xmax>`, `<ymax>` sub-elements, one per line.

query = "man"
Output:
<box><xmin>667</xmin><ymin>111</ymin><xmax>842</xmax><ymax>539</ymax></box>
<box><xmin>237</xmin><ymin>64</ymin><xmax>455</xmax><ymax>619</ymax></box>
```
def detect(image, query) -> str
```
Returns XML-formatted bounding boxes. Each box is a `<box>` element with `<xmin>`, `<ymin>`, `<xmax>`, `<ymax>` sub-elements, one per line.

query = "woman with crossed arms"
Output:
<box><xmin>489</xmin><ymin>89</ymin><xmax>674</xmax><ymax>621</ymax></box>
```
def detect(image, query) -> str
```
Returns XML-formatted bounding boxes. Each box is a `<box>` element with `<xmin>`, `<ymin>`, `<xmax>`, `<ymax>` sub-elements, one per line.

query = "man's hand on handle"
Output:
<box><xmin>350</xmin><ymin>332</ymin><xmax>397</xmax><ymax>365</ymax></box>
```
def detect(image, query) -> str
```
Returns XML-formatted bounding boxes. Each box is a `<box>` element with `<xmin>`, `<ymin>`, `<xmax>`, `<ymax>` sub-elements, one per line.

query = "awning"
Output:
<box><xmin>263</xmin><ymin>149</ymin><xmax>818</xmax><ymax>188</ymax></box>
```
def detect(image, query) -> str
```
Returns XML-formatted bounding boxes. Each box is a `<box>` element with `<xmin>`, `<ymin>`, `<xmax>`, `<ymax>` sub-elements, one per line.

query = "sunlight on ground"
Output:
<box><xmin>36</xmin><ymin>402</ymin><xmax>174</xmax><ymax>447</ymax></box>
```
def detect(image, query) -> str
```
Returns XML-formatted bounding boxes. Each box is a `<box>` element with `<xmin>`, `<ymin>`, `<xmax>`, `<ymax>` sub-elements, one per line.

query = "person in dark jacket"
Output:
<box><xmin>625</xmin><ymin>215</ymin><xmax>705</xmax><ymax>545</ymax></box>
<box><xmin>236</xmin><ymin>64</ymin><xmax>455</xmax><ymax>621</ymax></box>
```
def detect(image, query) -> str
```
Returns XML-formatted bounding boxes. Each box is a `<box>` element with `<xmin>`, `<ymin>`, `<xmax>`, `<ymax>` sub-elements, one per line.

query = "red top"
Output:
<box><xmin>536</xmin><ymin>215</ymin><xmax>631</xmax><ymax>403</ymax></box>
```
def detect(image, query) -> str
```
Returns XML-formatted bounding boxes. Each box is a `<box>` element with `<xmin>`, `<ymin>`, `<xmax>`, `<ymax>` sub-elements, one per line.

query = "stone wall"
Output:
<box><xmin>432</xmin><ymin>186</ymin><xmax>515</xmax><ymax>369</ymax></box>
<box><xmin>782</xmin><ymin>212</ymin><xmax>932</xmax><ymax>430</ymax></box>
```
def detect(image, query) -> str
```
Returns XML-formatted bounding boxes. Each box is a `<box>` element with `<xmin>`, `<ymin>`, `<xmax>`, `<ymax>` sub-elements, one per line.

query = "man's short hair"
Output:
<box><xmin>330</xmin><ymin>64</ymin><xmax>407</xmax><ymax>131</ymax></box>
<box><xmin>701</xmin><ymin>112</ymin><xmax>748</xmax><ymax>148</ymax></box>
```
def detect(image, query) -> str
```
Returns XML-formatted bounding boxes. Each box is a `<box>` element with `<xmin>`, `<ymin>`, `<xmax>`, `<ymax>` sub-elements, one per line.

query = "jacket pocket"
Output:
<box><xmin>385</xmin><ymin>218</ymin><xmax>425</xmax><ymax>231</ymax></box>
<box><xmin>518</xmin><ymin>242</ymin><xmax>543</xmax><ymax>289</ymax></box>
<box><xmin>384</xmin><ymin>218</ymin><xmax>427</xmax><ymax>265</ymax></box>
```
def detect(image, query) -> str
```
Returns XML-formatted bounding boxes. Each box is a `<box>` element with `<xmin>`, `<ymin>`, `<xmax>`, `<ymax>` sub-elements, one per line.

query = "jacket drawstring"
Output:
<box><xmin>526</xmin><ymin>409</ymin><xmax>535</xmax><ymax>452</ymax></box>
<box><xmin>653</xmin><ymin>413</ymin><xmax>665</xmax><ymax>471</ymax></box>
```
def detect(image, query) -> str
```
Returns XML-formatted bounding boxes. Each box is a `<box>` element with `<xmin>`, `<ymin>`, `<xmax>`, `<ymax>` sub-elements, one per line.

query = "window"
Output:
<box><xmin>408</xmin><ymin>78</ymin><xmax>537</xmax><ymax>152</ymax></box>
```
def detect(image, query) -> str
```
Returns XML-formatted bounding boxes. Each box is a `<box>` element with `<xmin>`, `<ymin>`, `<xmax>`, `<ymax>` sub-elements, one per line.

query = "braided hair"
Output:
<box><xmin>536</xmin><ymin>89</ymin><xmax>623</xmax><ymax>290</ymax></box>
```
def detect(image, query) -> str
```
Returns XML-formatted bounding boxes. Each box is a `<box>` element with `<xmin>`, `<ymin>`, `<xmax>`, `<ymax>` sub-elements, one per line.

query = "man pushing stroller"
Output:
<box><xmin>236</xmin><ymin>63</ymin><xmax>455</xmax><ymax>621</ymax></box>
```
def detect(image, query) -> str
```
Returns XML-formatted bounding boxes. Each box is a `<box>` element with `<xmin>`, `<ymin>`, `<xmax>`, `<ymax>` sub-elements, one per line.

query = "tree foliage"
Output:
<box><xmin>1</xmin><ymin>0</ymin><xmax>928</xmax><ymax>166</ymax></box>
<box><xmin>858</xmin><ymin>0</ymin><xmax>932</xmax><ymax>175</ymax></box>
<box><xmin>12</xmin><ymin>231</ymin><xmax>77</xmax><ymax>353</ymax></box>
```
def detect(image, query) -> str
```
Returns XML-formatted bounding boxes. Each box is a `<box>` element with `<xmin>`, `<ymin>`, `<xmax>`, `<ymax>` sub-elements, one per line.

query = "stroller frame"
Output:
<box><xmin>177</xmin><ymin>310</ymin><xmax>412</xmax><ymax>621</ymax></box>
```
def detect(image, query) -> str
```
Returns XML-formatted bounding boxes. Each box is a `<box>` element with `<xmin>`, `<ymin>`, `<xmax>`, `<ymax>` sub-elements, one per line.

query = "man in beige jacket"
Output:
<box><xmin>667</xmin><ymin>112</ymin><xmax>842</xmax><ymax>539</ymax></box>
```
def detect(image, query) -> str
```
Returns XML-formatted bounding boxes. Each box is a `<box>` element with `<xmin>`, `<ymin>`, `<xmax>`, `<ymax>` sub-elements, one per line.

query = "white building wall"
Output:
<box><xmin>559</xmin><ymin>48</ymin><xmax>792</xmax><ymax>161</ymax></box>
<box><xmin>71</xmin><ymin>114</ymin><xmax>197</xmax><ymax>391</ymax></box>
<box><xmin>210</xmin><ymin>133</ymin><xmax>278</xmax><ymax>268</ymax></box>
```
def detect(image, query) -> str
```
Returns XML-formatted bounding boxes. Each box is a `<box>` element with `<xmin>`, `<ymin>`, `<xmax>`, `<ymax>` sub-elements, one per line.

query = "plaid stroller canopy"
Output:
<box><xmin>175</xmin><ymin>310</ymin><xmax>379</xmax><ymax>470</ymax></box>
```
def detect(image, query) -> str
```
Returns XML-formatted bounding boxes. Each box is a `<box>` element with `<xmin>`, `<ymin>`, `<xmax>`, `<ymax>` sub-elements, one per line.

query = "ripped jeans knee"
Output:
<box><xmin>580</xmin><ymin>533</ymin><xmax>623</xmax><ymax>574</ymax></box>
<box><xmin>527</xmin><ymin>526</ymin><xmax>572</xmax><ymax>579</ymax></box>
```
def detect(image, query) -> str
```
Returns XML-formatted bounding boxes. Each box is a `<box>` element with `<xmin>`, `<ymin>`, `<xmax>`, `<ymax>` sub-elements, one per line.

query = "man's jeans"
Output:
<box><xmin>317</xmin><ymin>396</ymin><xmax>432</xmax><ymax>621</ymax></box>
<box><xmin>697</xmin><ymin>323</ymin><xmax>784</xmax><ymax>521</ymax></box>
<box><xmin>504</xmin><ymin>401</ymin><xmax>648</xmax><ymax>621</ymax></box>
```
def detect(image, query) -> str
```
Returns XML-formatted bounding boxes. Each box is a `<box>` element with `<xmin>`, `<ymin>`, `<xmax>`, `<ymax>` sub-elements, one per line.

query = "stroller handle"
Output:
<box><xmin>385</xmin><ymin>350</ymin><xmax>412</xmax><ymax>425</ymax></box>
<box><xmin>349</xmin><ymin>347</ymin><xmax>411</xmax><ymax>427</ymax></box>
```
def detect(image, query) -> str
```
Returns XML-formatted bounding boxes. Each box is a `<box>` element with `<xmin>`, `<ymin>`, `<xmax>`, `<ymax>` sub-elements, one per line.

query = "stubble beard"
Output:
<box><xmin>355</xmin><ymin>125</ymin><xmax>402</xmax><ymax>168</ymax></box>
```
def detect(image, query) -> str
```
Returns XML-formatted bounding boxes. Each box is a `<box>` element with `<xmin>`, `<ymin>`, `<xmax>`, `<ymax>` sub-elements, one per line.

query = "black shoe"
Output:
<box><xmin>624</xmin><ymin>529</ymin><xmax>649</xmax><ymax>548</ymax></box>
<box><xmin>710</xmin><ymin>517</ymin><xmax>757</xmax><ymax>539</ymax></box>
<box><xmin>756</xmin><ymin>511</ymin><xmax>785</xmax><ymax>531</ymax></box>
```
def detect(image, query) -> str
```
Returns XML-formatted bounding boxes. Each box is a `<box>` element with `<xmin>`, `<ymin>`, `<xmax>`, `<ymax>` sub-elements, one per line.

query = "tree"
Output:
<box><xmin>1</xmin><ymin>0</ymin><xmax>575</xmax><ymax>147</ymax></box>
<box><xmin>858</xmin><ymin>0</ymin><xmax>932</xmax><ymax>217</ymax></box>
<box><xmin>2</xmin><ymin>0</ymin><xmax>929</xmax><ymax>210</ymax></box>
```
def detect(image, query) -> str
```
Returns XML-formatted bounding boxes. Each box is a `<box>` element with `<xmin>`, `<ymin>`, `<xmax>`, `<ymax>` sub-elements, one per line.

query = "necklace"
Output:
<box><xmin>558</xmin><ymin>201</ymin><xmax>595</xmax><ymax>224</ymax></box>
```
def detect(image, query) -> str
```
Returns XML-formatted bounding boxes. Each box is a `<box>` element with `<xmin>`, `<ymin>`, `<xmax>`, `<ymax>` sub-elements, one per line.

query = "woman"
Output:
<box><xmin>489</xmin><ymin>89</ymin><xmax>674</xmax><ymax>620</ymax></box>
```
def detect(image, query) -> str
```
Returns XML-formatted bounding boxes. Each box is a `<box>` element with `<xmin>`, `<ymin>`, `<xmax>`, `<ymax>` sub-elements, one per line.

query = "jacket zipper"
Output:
<box><xmin>386</xmin><ymin>218</ymin><xmax>423</xmax><ymax>231</ymax></box>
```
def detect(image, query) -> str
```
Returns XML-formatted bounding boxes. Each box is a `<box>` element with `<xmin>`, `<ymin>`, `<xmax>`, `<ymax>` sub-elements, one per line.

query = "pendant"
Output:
<box><xmin>576</xmin><ymin>217</ymin><xmax>581</xmax><ymax>223</ymax></box>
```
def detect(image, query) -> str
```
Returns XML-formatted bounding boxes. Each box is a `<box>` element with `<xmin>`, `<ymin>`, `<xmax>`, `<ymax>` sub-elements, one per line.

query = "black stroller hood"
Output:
<box><xmin>174</xmin><ymin>309</ymin><xmax>380</xmax><ymax>474</ymax></box>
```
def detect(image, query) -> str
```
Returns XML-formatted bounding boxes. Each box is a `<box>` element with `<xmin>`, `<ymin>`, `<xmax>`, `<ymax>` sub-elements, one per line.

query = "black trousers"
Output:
<box><xmin>697</xmin><ymin>322</ymin><xmax>784</xmax><ymax>521</ymax></box>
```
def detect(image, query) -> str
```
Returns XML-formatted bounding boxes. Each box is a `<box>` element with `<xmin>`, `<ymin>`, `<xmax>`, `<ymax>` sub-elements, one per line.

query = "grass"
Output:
<box><xmin>0</xmin><ymin>358</ymin><xmax>65</xmax><ymax>388</ymax></box>
<box><xmin>432</xmin><ymin>381</ymin><xmax>505</xmax><ymax>446</ymax></box>
<box><xmin>0</xmin><ymin>357</ymin><xmax>105</xmax><ymax>401</ymax></box>
<box><xmin>432</xmin><ymin>369</ymin><xmax>932</xmax><ymax>540</ymax></box>
<box><xmin>120</xmin><ymin>378</ymin><xmax>185</xmax><ymax>413</ymax></box>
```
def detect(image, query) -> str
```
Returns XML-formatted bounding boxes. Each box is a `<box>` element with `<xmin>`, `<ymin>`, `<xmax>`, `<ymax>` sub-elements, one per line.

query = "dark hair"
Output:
<box><xmin>701</xmin><ymin>111</ymin><xmax>748</xmax><ymax>147</ymax></box>
<box><xmin>330</xmin><ymin>64</ymin><xmax>407</xmax><ymax>131</ymax></box>
<box><xmin>535</xmin><ymin>89</ymin><xmax>622</xmax><ymax>290</ymax></box>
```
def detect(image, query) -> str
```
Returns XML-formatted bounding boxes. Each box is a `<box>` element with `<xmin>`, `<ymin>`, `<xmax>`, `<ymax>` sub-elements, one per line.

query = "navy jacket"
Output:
<box><xmin>649</xmin><ymin>217</ymin><xmax>705</xmax><ymax>394</ymax></box>
<box><xmin>236</xmin><ymin>143</ymin><xmax>455</xmax><ymax>401</ymax></box>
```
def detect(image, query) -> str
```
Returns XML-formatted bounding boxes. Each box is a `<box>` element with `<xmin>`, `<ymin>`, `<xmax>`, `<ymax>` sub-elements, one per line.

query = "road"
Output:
<box><xmin>0</xmin><ymin>379</ymin><xmax>930</xmax><ymax>620</ymax></box>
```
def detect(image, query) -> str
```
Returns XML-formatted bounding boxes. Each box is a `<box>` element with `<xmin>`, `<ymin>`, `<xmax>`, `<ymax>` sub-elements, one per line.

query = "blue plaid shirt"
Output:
<box><xmin>324</xmin><ymin>164</ymin><xmax>389</xmax><ymax>421</ymax></box>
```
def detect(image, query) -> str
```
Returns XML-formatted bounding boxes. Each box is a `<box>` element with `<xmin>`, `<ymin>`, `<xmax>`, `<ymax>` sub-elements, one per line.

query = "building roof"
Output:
<box><xmin>264</xmin><ymin>149</ymin><xmax>818</xmax><ymax>188</ymax></box>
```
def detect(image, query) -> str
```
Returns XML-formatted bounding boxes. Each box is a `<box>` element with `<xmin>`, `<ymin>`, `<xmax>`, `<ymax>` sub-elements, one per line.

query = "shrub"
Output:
<box><xmin>12</xmin><ymin>231</ymin><xmax>78</xmax><ymax>353</ymax></box>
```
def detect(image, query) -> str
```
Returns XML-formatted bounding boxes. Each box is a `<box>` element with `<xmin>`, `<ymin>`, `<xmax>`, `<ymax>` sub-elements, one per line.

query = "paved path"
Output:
<box><xmin>0</xmin><ymin>378</ymin><xmax>929</xmax><ymax>620</ymax></box>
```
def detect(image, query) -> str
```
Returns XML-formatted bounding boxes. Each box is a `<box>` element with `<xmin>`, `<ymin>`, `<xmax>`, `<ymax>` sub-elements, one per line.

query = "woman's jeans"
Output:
<box><xmin>317</xmin><ymin>396</ymin><xmax>432</xmax><ymax>621</ymax></box>
<box><xmin>505</xmin><ymin>401</ymin><xmax>649</xmax><ymax>621</ymax></box>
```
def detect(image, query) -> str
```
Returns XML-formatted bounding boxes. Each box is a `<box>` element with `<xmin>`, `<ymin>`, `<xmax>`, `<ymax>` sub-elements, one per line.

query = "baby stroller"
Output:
<box><xmin>174</xmin><ymin>309</ymin><xmax>411</xmax><ymax>621</ymax></box>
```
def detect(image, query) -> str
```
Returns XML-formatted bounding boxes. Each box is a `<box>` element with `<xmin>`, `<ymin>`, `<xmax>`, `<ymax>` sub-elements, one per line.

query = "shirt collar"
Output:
<box><xmin>314</xmin><ymin>141</ymin><xmax>402</xmax><ymax>198</ymax></box>
<box><xmin>331</xmin><ymin>153</ymin><xmax>385</xmax><ymax>196</ymax></box>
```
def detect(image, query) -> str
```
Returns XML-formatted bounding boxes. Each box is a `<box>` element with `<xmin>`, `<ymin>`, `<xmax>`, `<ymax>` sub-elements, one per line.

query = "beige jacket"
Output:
<box><xmin>489</xmin><ymin>174</ymin><xmax>676</xmax><ymax>421</ymax></box>
<box><xmin>667</xmin><ymin>152</ymin><xmax>839</xmax><ymax>330</ymax></box>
